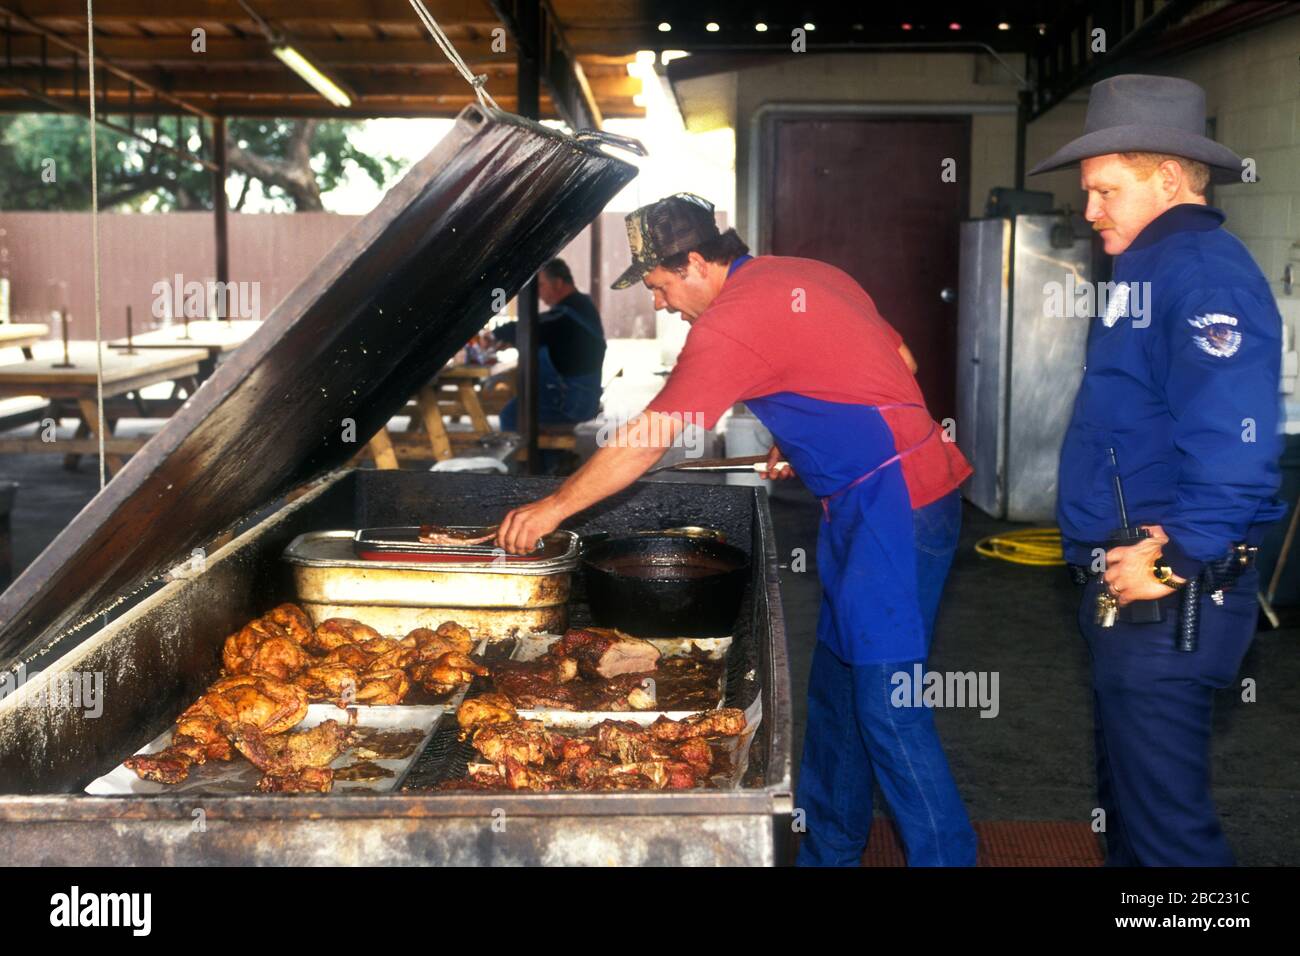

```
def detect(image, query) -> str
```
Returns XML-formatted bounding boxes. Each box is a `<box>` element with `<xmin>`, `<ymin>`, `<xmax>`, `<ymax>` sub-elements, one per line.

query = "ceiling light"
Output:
<box><xmin>706</xmin><ymin>22</ymin><xmax>719</xmax><ymax>32</ymax></box>
<box><xmin>997</xmin><ymin>22</ymin><xmax>1011</xmax><ymax>31</ymax></box>
<box><xmin>901</xmin><ymin>22</ymin><xmax>913</xmax><ymax>31</ymax></box>
<box><xmin>754</xmin><ymin>22</ymin><xmax>768</xmax><ymax>32</ymax></box>
<box><xmin>657</xmin><ymin>22</ymin><xmax>671</xmax><ymax>32</ymax></box>
<box><xmin>804</xmin><ymin>23</ymin><xmax>816</xmax><ymax>31</ymax></box>
<box><xmin>949</xmin><ymin>22</ymin><xmax>961</xmax><ymax>31</ymax></box>
<box><xmin>272</xmin><ymin>45</ymin><xmax>350</xmax><ymax>108</ymax></box>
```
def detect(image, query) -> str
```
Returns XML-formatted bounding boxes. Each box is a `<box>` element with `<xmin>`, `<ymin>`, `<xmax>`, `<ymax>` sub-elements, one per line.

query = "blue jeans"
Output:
<box><xmin>796</xmin><ymin>491</ymin><xmax>977</xmax><ymax>866</ymax></box>
<box><xmin>499</xmin><ymin>347</ymin><xmax>601</xmax><ymax>432</ymax></box>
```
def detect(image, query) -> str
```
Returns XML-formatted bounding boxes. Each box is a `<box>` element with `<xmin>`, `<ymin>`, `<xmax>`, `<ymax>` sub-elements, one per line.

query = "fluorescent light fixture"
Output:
<box><xmin>272</xmin><ymin>44</ymin><xmax>351</xmax><ymax>108</ymax></box>
<box><xmin>706</xmin><ymin>22</ymin><xmax>720</xmax><ymax>32</ymax></box>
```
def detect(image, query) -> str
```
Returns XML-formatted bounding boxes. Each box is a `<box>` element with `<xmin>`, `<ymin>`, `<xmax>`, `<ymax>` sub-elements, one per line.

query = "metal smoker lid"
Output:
<box><xmin>0</xmin><ymin>106</ymin><xmax>637</xmax><ymax>664</ymax></box>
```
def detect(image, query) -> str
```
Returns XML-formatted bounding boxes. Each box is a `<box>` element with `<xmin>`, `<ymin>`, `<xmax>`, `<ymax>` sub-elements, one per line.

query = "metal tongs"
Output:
<box><xmin>647</xmin><ymin>453</ymin><xmax>790</xmax><ymax>476</ymax></box>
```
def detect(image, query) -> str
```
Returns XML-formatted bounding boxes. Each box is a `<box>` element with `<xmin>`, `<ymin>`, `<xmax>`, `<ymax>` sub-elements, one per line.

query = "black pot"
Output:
<box><xmin>580</xmin><ymin>532</ymin><xmax>749</xmax><ymax>637</ymax></box>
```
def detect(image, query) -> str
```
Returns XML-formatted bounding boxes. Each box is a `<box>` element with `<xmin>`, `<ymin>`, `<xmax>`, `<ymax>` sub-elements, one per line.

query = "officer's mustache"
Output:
<box><xmin>1093</xmin><ymin>220</ymin><xmax>1118</xmax><ymax>232</ymax></box>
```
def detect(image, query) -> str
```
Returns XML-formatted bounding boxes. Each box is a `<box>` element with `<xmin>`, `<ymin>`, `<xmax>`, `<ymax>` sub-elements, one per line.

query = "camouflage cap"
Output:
<box><xmin>610</xmin><ymin>193</ymin><xmax>722</xmax><ymax>290</ymax></box>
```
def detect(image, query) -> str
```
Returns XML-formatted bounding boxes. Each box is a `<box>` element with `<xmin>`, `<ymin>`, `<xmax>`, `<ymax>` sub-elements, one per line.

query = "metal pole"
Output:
<box><xmin>588</xmin><ymin>214</ymin><xmax>602</xmax><ymax>313</ymax></box>
<box><xmin>212</xmin><ymin>116</ymin><xmax>230</xmax><ymax>321</ymax></box>
<box><xmin>1015</xmin><ymin>89</ymin><xmax>1029</xmax><ymax>190</ymax></box>
<box><xmin>516</xmin><ymin>4</ymin><xmax>541</xmax><ymax>472</ymax></box>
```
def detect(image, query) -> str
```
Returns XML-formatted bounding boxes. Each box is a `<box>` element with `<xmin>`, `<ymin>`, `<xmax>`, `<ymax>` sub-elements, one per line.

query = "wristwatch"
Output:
<box><xmin>1152</xmin><ymin>561</ymin><xmax>1187</xmax><ymax>589</ymax></box>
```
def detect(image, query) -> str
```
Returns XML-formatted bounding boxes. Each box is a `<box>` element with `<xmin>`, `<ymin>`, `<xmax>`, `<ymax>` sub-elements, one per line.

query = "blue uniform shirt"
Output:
<box><xmin>1057</xmin><ymin>204</ymin><xmax>1286</xmax><ymax>577</ymax></box>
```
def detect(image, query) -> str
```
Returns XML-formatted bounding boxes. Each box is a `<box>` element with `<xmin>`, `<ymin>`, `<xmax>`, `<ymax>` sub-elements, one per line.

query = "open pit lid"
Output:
<box><xmin>0</xmin><ymin>106</ymin><xmax>638</xmax><ymax>664</ymax></box>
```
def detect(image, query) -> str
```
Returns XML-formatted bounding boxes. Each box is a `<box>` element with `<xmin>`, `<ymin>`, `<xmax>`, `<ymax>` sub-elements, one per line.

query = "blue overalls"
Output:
<box><xmin>1058</xmin><ymin>204</ymin><xmax>1286</xmax><ymax>865</ymax></box>
<box><xmin>724</xmin><ymin>264</ymin><xmax>976</xmax><ymax>866</ymax></box>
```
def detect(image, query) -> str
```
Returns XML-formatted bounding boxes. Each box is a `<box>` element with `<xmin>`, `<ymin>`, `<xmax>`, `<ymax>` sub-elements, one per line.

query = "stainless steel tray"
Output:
<box><xmin>86</xmin><ymin>703</ymin><xmax>445</xmax><ymax>796</ymax></box>
<box><xmin>465</xmin><ymin>698</ymin><xmax>764</xmax><ymax>791</ymax></box>
<box><xmin>282</xmin><ymin>531</ymin><xmax>576</xmax><ymax>638</ymax></box>
<box><xmin>494</xmin><ymin>633</ymin><xmax>730</xmax><ymax>713</ymax></box>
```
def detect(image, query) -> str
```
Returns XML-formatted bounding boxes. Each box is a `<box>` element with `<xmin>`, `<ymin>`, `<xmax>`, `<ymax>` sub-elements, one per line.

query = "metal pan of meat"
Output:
<box><xmin>86</xmin><ymin>703</ymin><xmax>444</xmax><ymax>796</ymax></box>
<box><xmin>351</xmin><ymin>527</ymin><xmax>576</xmax><ymax>564</ymax></box>
<box><xmin>442</xmin><ymin>695</ymin><xmax>763</xmax><ymax>792</ymax></box>
<box><xmin>504</xmin><ymin>631</ymin><xmax>728</xmax><ymax>712</ymax></box>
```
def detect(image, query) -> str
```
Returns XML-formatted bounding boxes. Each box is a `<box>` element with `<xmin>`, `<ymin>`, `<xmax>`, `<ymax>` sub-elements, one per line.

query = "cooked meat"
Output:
<box><xmin>353</xmin><ymin>668</ymin><xmax>411</xmax><ymax>705</ymax></box>
<box><xmin>227</xmin><ymin>720</ymin><xmax>351</xmax><ymax>774</ymax></box>
<box><xmin>434</xmin><ymin>621</ymin><xmax>476</xmax><ymax>654</ymax></box>
<box><xmin>320</xmin><ymin>643</ymin><xmax>375</xmax><ymax>669</ymax></box>
<box><xmin>124</xmin><ymin>749</ymin><xmax>195</xmax><ymax>784</ymax></box>
<box><xmin>417</xmin><ymin>524</ymin><xmax>497</xmax><ymax>546</ymax></box>
<box><xmin>500</xmin><ymin>756</ymin><xmax>563</xmax><ymax>791</ymax></box>
<box><xmin>246</xmin><ymin>636</ymin><xmax>308</xmax><ymax>681</ymax></box>
<box><xmin>173</xmin><ymin>714</ymin><xmax>234</xmax><ymax>761</ymax></box>
<box><xmin>309</xmin><ymin>618</ymin><xmax>383</xmax><ymax>653</ymax></box>
<box><xmin>262</xmin><ymin>603</ymin><xmax>314</xmax><ymax>644</ymax></box>
<box><xmin>182</xmin><ymin>675</ymin><xmax>310</xmax><ymax>736</ymax></box>
<box><xmin>673</xmin><ymin>737</ymin><xmax>715</xmax><ymax>774</ymax></box>
<box><xmin>410</xmin><ymin>651</ymin><xmax>487</xmax><ymax>694</ymax></box>
<box><xmin>492</xmin><ymin>662</ymin><xmax>654</xmax><ymax>711</ymax></box>
<box><xmin>551</xmin><ymin>627</ymin><xmax>660</xmax><ymax>679</ymax></box>
<box><xmin>471</xmin><ymin>720</ymin><xmax>562</xmax><ymax>766</ymax></box>
<box><xmin>256</xmin><ymin>767</ymin><xmax>334</xmax><ymax>793</ymax></box>
<box><xmin>647</xmin><ymin>707</ymin><xmax>746</xmax><ymax>741</ymax></box>
<box><xmin>294</xmin><ymin>663</ymin><xmax>360</xmax><ymax>703</ymax></box>
<box><xmin>457</xmin><ymin>694</ymin><xmax>517</xmax><ymax>729</ymax></box>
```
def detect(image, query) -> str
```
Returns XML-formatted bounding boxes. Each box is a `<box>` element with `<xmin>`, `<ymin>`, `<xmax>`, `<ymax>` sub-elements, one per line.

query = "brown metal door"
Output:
<box><xmin>767</xmin><ymin>116</ymin><xmax>970</xmax><ymax>423</ymax></box>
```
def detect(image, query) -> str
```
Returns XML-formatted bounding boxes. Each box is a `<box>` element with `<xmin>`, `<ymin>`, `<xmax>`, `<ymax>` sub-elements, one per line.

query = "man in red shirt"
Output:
<box><xmin>497</xmin><ymin>194</ymin><xmax>976</xmax><ymax>866</ymax></box>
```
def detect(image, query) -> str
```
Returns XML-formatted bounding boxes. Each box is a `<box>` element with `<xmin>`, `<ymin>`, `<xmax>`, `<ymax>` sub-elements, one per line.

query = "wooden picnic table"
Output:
<box><xmin>364</xmin><ymin>363</ymin><xmax>502</xmax><ymax>468</ymax></box>
<box><xmin>109</xmin><ymin>320</ymin><xmax>262</xmax><ymax>386</ymax></box>
<box><xmin>0</xmin><ymin>341</ymin><xmax>207</xmax><ymax>475</ymax></box>
<box><xmin>0</xmin><ymin>323</ymin><xmax>50</xmax><ymax>360</ymax></box>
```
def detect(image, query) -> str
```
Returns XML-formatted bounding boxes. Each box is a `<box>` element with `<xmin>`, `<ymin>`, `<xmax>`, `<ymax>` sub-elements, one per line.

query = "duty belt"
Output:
<box><xmin>1068</xmin><ymin>542</ymin><xmax>1258</xmax><ymax>652</ymax></box>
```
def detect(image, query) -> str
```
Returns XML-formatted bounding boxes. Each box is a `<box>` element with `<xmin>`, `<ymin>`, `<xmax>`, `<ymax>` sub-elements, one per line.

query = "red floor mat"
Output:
<box><xmin>862</xmin><ymin>820</ymin><xmax>1105</xmax><ymax>866</ymax></box>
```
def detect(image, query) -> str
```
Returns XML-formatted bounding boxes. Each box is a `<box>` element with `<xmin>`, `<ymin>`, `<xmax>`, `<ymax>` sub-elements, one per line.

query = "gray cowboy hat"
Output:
<box><xmin>1029</xmin><ymin>74</ymin><xmax>1245</xmax><ymax>185</ymax></box>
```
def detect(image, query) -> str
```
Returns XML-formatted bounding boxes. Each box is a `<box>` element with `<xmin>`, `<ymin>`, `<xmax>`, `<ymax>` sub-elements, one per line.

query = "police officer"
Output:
<box><xmin>1031</xmin><ymin>75</ymin><xmax>1286</xmax><ymax>865</ymax></box>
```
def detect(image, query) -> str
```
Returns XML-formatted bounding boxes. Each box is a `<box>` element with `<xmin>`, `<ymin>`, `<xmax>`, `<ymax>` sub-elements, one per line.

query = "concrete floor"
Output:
<box><xmin>2</xmin><ymin>436</ymin><xmax>1297</xmax><ymax>864</ymax></box>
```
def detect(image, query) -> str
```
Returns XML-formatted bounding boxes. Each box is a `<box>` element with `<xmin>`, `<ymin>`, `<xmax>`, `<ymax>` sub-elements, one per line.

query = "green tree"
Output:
<box><xmin>0</xmin><ymin>114</ymin><xmax>401</xmax><ymax>212</ymax></box>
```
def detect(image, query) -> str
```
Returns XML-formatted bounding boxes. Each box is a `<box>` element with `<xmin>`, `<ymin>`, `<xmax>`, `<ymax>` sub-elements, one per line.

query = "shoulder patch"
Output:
<box><xmin>1188</xmin><ymin>313</ymin><xmax>1241</xmax><ymax>358</ymax></box>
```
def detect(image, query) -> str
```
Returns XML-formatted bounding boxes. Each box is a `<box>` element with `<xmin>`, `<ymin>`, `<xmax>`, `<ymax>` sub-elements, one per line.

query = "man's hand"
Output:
<box><xmin>497</xmin><ymin>496</ymin><xmax>567</xmax><ymax>555</ymax></box>
<box><xmin>1102</xmin><ymin>524</ymin><xmax>1174</xmax><ymax>606</ymax></box>
<box><xmin>760</xmin><ymin>444</ymin><xmax>795</xmax><ymax>480</ymax></box>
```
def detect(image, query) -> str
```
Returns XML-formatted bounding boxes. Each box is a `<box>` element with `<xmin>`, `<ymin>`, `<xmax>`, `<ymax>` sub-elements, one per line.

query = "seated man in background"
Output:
<box><xmin>493</xmin><ymin>258</ymin><xmax>606</xmax><ymax>435</ymax></box>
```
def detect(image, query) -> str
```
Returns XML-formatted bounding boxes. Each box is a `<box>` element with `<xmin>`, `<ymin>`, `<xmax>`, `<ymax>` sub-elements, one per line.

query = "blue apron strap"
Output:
<box><xmin>819</xmin><ymin>403</ymin><xmax>935</xmax><ymax>521</ymax></box>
